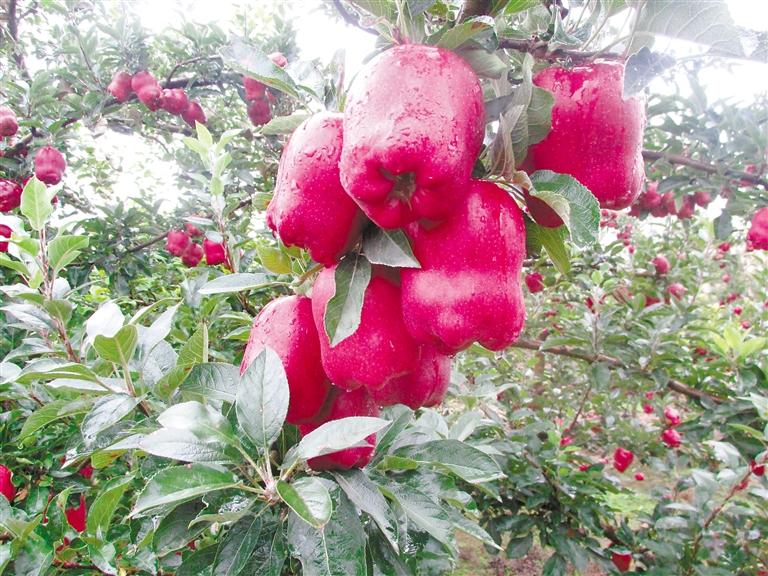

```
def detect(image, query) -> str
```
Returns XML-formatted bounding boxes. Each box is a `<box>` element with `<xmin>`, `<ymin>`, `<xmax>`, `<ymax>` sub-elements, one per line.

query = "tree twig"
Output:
<box><xmin>643</xmin><ymin>150</ymin><xmax>768</xmax><ymax>188</ymax></box>
<box><xmin>331</xmin><ymin>0</ymin><xmax>379</xmax><ymax>36</ymax></box>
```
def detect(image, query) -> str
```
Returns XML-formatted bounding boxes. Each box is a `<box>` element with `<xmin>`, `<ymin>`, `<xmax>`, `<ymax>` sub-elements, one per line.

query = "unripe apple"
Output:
<box><xmin>667</xmin><ymin>283</ymin><xmax>686</xmax><ymax>300</ymax></box>
<box><xmin>0</xmin><ymin>179</ymin><xmax>23</xmax><ymax>212</ymax></box>
<box><xmin>0</xmin><ymin>464</ymin><xmax>14</xmax><ymax>502</ymax></box>
<box><xmin>131</xmin><ymin>71</ymin><xmax>162</xmax><ymax>111</ymax></box>
<box><xmin>340</xmin><ymin>44</ymin><xmax>484</xmax><ymax>228</ymax></box>
<box><xmin>401</xmin><ymin>180</ymin><xmax>526</xmax><ymax>354</ymax></box>
<box><xmin>182</xmin><ymin>101</ymin><xmax>207</xmax><ymax>126</ymax></box>
<box><xmin>661</xmin><ymin>428</ymin><xmax>682</xmax><ymax>448</ymax></box>
<box><xmin>0</xmin><ymin>106</ymin><xmax>19</xmax><ymax>138</ymax></box>
<box><xmin>312</xmin><ymin>265</ymin><xmax>419</xmax><ymax>392</ymax></box>
<box><xmin>247</xmin><ymin>98</ymin><xmax>271</xmax><ymax>126</ymax></box>
<box><xmin>747</xmin><ymin>207</ymin><xmax>768</xmax><ymax>251</ymax></box>
<box><xmin>203</xmin><ymin>238</ymin><xmax>228</xmax><ymax>266</ymax></box>
<box><xmin>651</xmin><ymin>255</ymin><xmax>670</xmax><ymax>275</ymax></box>
<box><xmin>65</xmin><ymin>494</ymin><xmax>87</xmax><ymax>533</ymax></box>
<box><xmin>613</xmin><ymin>447</ymin><xmax>634</xmax><ymax>472</ymax></box>
<box><xmin>165</xmin><ymin>230</ymin><xmax>190</xmax><ymax>256</ymax></box>
<box><xmin>181</xmin><ymin>242</ymin><xmax>203</xmax><ymax>267</ymax></box>
<box><xmin>34</xmin><ymin>145</ymin><xmax>66</xmax><ymax>185</ymax></box>
<box><xmin>160</xmin><ymin>88</ymin><xmax>189</xmax><ymax>115</ymax></box>
<box><xmin>525</xmin><ymin>271</ymin><xmax>545</xmax><ymax>293</ymax></box>
<box><xmin>107</xmin><ymin>71</ymin><xmax>133</xmax><ymax>102</ymax></box>
<box><xmin>298</xmin><ymin>387</ymin><xmax>379</xmax><ymax>471</ymax></box>
<box><xmin>693</xmin><ymin>190</ymin><xmax>712</xmax><ymax>207</ymax></box>
<box><xmin>240</xmin><ymin>295</ymin><xmax>331</xmax><ymax>424</ymax></box>
<box><xmin>664</xmin><ymin>406</ymin><xmax>681</xmax><ymax>427</ymax></box>
<box><xmin>370</xmin><ymin>345</ymin><xmax>451</xmax><ymax>409</ymax></box>
<box><xmin>267</xmin><ymin>112</ymin><xmax>366</xmax><ymax>266</ymax></box>
<box><xmin>525</xmin><ymin>61</ymin><xmax>646</xmax><ymax>210</ymax></box>
<box><xmin>611</xmin><ymin>551</ymin><xmax>632</xmax><ymax>572</ymax></box>
<box><xmin>243</xmin><ymin>76</ymin><xmax>267</xmax><ymax>101</ymax></box>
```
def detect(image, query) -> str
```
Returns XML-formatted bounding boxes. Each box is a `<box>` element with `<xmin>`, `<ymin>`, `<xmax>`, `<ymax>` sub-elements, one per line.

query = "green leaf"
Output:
<box><xmin>287</xmin><ymin>491</ymin><xmax>367</xmax><ymax>576</ymax></box>
<box><xmin>457</xmin><ymin>47</ymin><xmax>507</xmax><ymax>79</ymax></box>
<box><xmin>93</xmin><ymin>325</ymin><xmax>139</xmax><ymax>364</ymax></box>
<box><xmin>260</xmin><ymin>113</ymin><xmax>311</xmax><ymax>136</ymax></box>
<box><xmin>199</xmin><ymin>273</ymin><xmax>270</xmax><ymax>295</ymax></box>
<box><xmin>526</xmin><ymin>221</ymin><xmax>570</xmax><ymax>274</ymax></box>
<box><xmin>138</xmin><ymin>429</ymin><xmax>235</xmax><ymax>464</ymax></box>
<box><xmin>332</xmin><ymin>470</ymin><xmax>398</xmax><ymax>552</ymax></box>
<box><xmin>323</xmin><ymin>254</ymin><xmax>371</xmax><ymax>347</ymax></box>
<box><xmin>158</xmin><ymin>401</ymin><xmax>238</xmax><ymax>446</ymax></box>
<box><xmin>87</xmin><ymin>475</ymin><xmax>134</xmax><ymax>538</ymax></box>
<box><xmin>177</xmin><ymin>544</ymin><xmax>217</xmax><ymax>576</ymax></box>
<box><xmin>240</xmin><ymin>519</ymin><xmax>287</xmax><ymax>576</ymax></box>
<box><xmin>221</xmin><ymin>39</ymin><xmax>301</xmax><ymax>98</ymax></box>
<box><xmin>436</xmin><ymin>16</ymin><xmax>495</xmax><ymax>50</ymax></box>
<box><xmin>236</xmin><ymin>347</ymin><xmax>289</xmax><ymax>453</ymax></box>
<box><xmin>386</xmin><ymin>485</ymin><xmax>454</xmax><ymax>548</ymax></box>
<box><xmin>131</xmin><ymin>464</ymin><xmax>238</xmax><ymax>517</ymax></box>
<box><xmin>17</xmin><ymin>398</ymin><xmax>94</xmax><ymax>442</ymax></box>
<box><xmin>529</xmin><ymin>170</ymin><xmax>600</xmax><ymax>246</ymax></box>
<box><xmin>179</xmin><ymin>324</ymin><xmax>209</xmax><ymax>366</ymax></box>
<box><xmin>212</xmin><ymin>513</ymin><xmax>270</xmax><ymax>576</ymax></box>
<box><xmin>20</xmin><ymin>177</ymin><xmax>53</xmax><ymax>231</ymax></box>
<box><xmin>154</xmin><ymin>500</ymin><xmax>208</xmax><ymax>557</ymax></box>
<box><xmin>81</xmin><ymin>394</ymin><xmax>140</xmax><ymax>445</ymax></box>
<box><xmin>395</xmin><ymin>440</ymin><xmax>505</xmax><ymax>484</ymax></box>
<box><xmin>290</xmin><ymin>417</ymin><xmax>390</xmax><ymax>463</ymax></box>
<box><xmin>363</xmin><ymin>228</ymin><xmax>420</xmax><ymax>268</ymax></box>
<box><xmin>277</xmin><ymin>477</ymin><xmax>333</xmax><ymax>528</ymax></box>
<box><xmin>47</xmin><ymin>235</ymin><xmax>89</xmax><ymax>275</ymax></box>
<box><xmin>14</xmin><ymin>359</ymin><xmax>102</xmax><ymax>384</ymax></box>
<box><xmin>257</xmin><ymin>246</ymin><xmax>293</xmax><ymax>274</ymax></box>
<box><xmin>181</xmin><ymin>363</ymin><xmax>239</xmax><ymax>402</ymax></box>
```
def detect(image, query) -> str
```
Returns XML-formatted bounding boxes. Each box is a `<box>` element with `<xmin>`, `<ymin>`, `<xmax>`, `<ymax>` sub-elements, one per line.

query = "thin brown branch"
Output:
<box><xmin>125</xmin><ymin>231</ymin><xmax>168</xmax><ymax>255</ymax></box>
<box><xmin>165</xmin><ymin>55</ymin><xmax>222</xmax><ymax>85</ymax></box>
<box><xmin>509</xmin><ymin>338</ymin><xmax>726</xmax><ymax>404</ymax></box>
<box><xmin>7</xmin><ymin>0</ymin><xmax>32</xmax><ymax>82</ymax></box>
<box><xmin>331</xmin><ymin>0</ymin><xmax>379</xmax><ymax>36</ymax></box>
<box><xmin>498</xmin><ymin>37</ymin><xmax>624</xmax><ymax>63</ymax></box>
<box><xmin>643</xmin><ymin>150</ymin><xmax>768</xmax><ymax>188</ymax></box>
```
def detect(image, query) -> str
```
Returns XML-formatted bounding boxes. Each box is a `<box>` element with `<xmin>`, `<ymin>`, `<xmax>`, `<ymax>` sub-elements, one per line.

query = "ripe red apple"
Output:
<box><xmin>243</xmin><ymin>76</ymin><xmax>267</xmax><ymax>101</ymax></box>
<box><xmin>240</xmin><ymin>295</ymin><xmax>331</xmax><ymax>424</ymax></box>
<box><xmin>611</xmin><ymin>551</ymin><xmax>632</xmax><ymax>572</ymax></box>
<box><xmin>182</xmin><ymin>101</ymin><xmax>207</xmax><ymax>126</ymax></box>
<box><xmin>401</xmin><ymin>180</ymin><xmax>526</xmax><ymax>354</ymax></box>
<box><xmin>203</xmin><ymin>238</ymin><xmax>228</xmax><ymax>267</ymax></box>
<box><xmin>65</xmin><ymin>494</ymin><xmax>87</xmax><ymax>532</ymax></box>
<box><xmin>664</xmin><ymin>406</ymin><xmax>681</xmax><ymax>427</ymax></box>
<box><xmin>751</xmin><ymin>460</ymin><xmax>765</xmax><ymax>477</ymax></box>
<box><xmin>370</xmin><ymin>345</ymin><xmax>451</xmax><ymax>409</ymax></box>
<box><xmin>340</xmin><ymin>44</ymin><xmax>484</xmax><ymax>228</ymax></box>
<box><xmin>525</xmin><ymin>272</ymin><xmax>545</xmax><ymax>293</ymax></box>
<box><xmin>693</xmin><ymin>190</ymin><xmax>712</xmax><ymax>207</ymax></box>
<box><xmin>131</xmin><ymin>71</ymin><xmax>162</xmax><ymax>111</ymax></box>
<box><xmin>184</xmin><ymin>222</ymin><xmax>204</xmax><ymax>238</ymax></box>
<box><xmin>667</xmin><ymin>283</ymin><xmax>686</xmax><ymax>300</ymax></box>
<box><xmin>107</xmin><ymin>71</ymin><xmax>133</xmax><ymax>102</ymax></box>
<box><xmin>642</xmin><ymin>403</ymin><xmax>653</xmax><ymax>414</ymax></box>
<box><xmin>560</xmin><ymin>436</ymin><xmax>573</xmax><ymax>447</ymax></box>
<box><xmin>247</xmin><ymin>98</ymin><xmax>271</xmax><ymax>126</ymax></box>
<box><xmin>268</xmin><ymin>52</ymin><xmax>288</xmax><ymax>68</ymax></box>
<box><xmin>661</xmin><ymin>428</ymin><xmax>682</xmax><ymax>448</ymax></box>
<box><xmin>0</xmin><ymin>464</ymin><xmax>14</xmax><ymax>502</ymax></box>
<box><xmin>0</xmin><ymin>105</ymin><xmax>19</xmax><ymax>138</ymax></box>
<box><xmin>267</xmin><ymin>112</ymin><xmax>366</xmax><ymax>266</ymax></box>
<box><xmin>634</xmin><ymin>472</ymin><xmax>645</xmax><ymax>481</ymax></box>
<box><xmin>676</xmin><ymin>195</ymin><xmax>695</xmax><ymax>220</ymax></box>
<box><xmin>312</xmin><ymin>265</ymin><xmax>419</xmax><ymax>392</ymax></box>
<box><xmin>165</xmin><ymin>230</ymin><xmax>190</xmax><ymax>256</ymax></box>
<box><xmin>298</xmin><ymin>387</ymin><xmax>379</xmax><ymax>471</ymax></box>
<box><xmin>160</xmin><ymin>88</ymin><xmax>189</xmax><ymax>115</ymax></box>
<box><xmin>181</xmin><ymin>242</ymin><xmax>203</xmax><ymax>267</ymax></box>
<box><xmin>0</xmin><ymin>179</ymin><xmax>23</xmax><ymax>212</ymax></box>
<box><xmin>651</xmin><ymin>255</ymin><xmax>670</xmax><ymax>275</ymax></box>
<box><xmin>34</xmin><ymin>145</ymin><xmax>67</xmax><ymax>185</ymax></box>
<box><xmin>747</xmin><ymin>207</ymin><xmax>768</xmax><ymax>251</ymax></box>
<box><xmin>613</xmin><ymin>447</ymin><xmax>634</xmax><ymax>472</ymax></box>
<box><xmin>660</xmin><ymin>191</ymin><xmax>677</xmax><ymax>215</ymax></box>
<box><xmin>525</xmin><ymin>61</ymin><xmax>646</xmax><ymax>210</ymax></box>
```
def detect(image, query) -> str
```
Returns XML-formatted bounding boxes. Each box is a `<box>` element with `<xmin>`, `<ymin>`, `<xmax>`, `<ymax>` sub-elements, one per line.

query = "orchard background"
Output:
<box><xmin>1</xmin><ymin>0</ymin><xmax>767</xmax><ymax>574</ymax></box>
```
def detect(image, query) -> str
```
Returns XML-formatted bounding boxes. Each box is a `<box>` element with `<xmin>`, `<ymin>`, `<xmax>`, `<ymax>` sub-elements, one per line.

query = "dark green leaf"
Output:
<box><xmin>363</xmin><ymin>228</ymin><xmax>420</xmax><ymax>269</ymax></box>
<box><xmin>529</xmin><ymin>170</ymin><xmax>600</xmax><ymax>246</ymax></box>
<box><xmin>93</xmin><ymin>325</ymin><xmax>139</xmax><ymax>364</ymax></box>
<box><xmin>81</xmin><ymin>394</ymin><xmax>139</xmax><ymax>445</ymax></box>
<box><xmin>277</xmin><ymin>477</ymin><xmax>333</xmax><ymax>528</ymax></box>
<box><xmin>181</xmin><ymin>363</ymin><xmax>239</xmax><ymax>402</ymax></box>
<box><xmin>323</xmin><ymin>254</ymin><xmax>371</xmax><ymax>347</ymax></box>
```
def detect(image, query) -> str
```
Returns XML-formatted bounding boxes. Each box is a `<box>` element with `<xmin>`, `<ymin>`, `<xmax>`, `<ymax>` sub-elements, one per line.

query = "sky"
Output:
<box><xmin>103</xmin><ymin>0</ymin><xmax>767</xmax><ymax>212</ymax></box>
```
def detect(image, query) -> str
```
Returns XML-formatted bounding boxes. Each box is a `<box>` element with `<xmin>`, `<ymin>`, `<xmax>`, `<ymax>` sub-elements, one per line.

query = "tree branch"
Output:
<box><xmin>498</xmin><ymin>37</ymin><xmax>624</xmax><ymax>63</ymax></box>
<box><xmin>7</xmin><ymin>0</ymin><xmax>32</xmax><ymax>82</ymax></box>
<box><xmin>458</xmin><ymin>0</ymin><xmax>493</xmax><ymax>22</ymax></box>
<box><xmin>509</xmin><ymin>338</ymin><xmax>725</xmax><ymax>404</ymax></box>
<box><xmin>642</xmin><ymin>150</ymin><xmax>768</xmax><ymax>188</ymax></box>
<box><xmin>331</xmin><ymin>0</ymin><xmax>379</xmax><ymax>36</ymax></box>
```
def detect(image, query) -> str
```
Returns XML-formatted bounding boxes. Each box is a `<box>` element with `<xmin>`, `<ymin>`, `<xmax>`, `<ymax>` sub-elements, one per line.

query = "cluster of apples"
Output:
<box><xmin>164</xmin><ymin>222</ymin><xmax>228</xmax><ymax>268</ymax></box>
<box><xmin>107</xmin><ymin>70</ymin><xmax>206</xmax><ymax>127</ymax></box>
<box><xmin>629</xmin><ymin>182</ymin><xmax>712</xmax><ymax>220</ymax></box>
<box><xmin>242</xmin><ymin>52</ymin><xmax>287</xmax><ymax>127</ymax></box>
